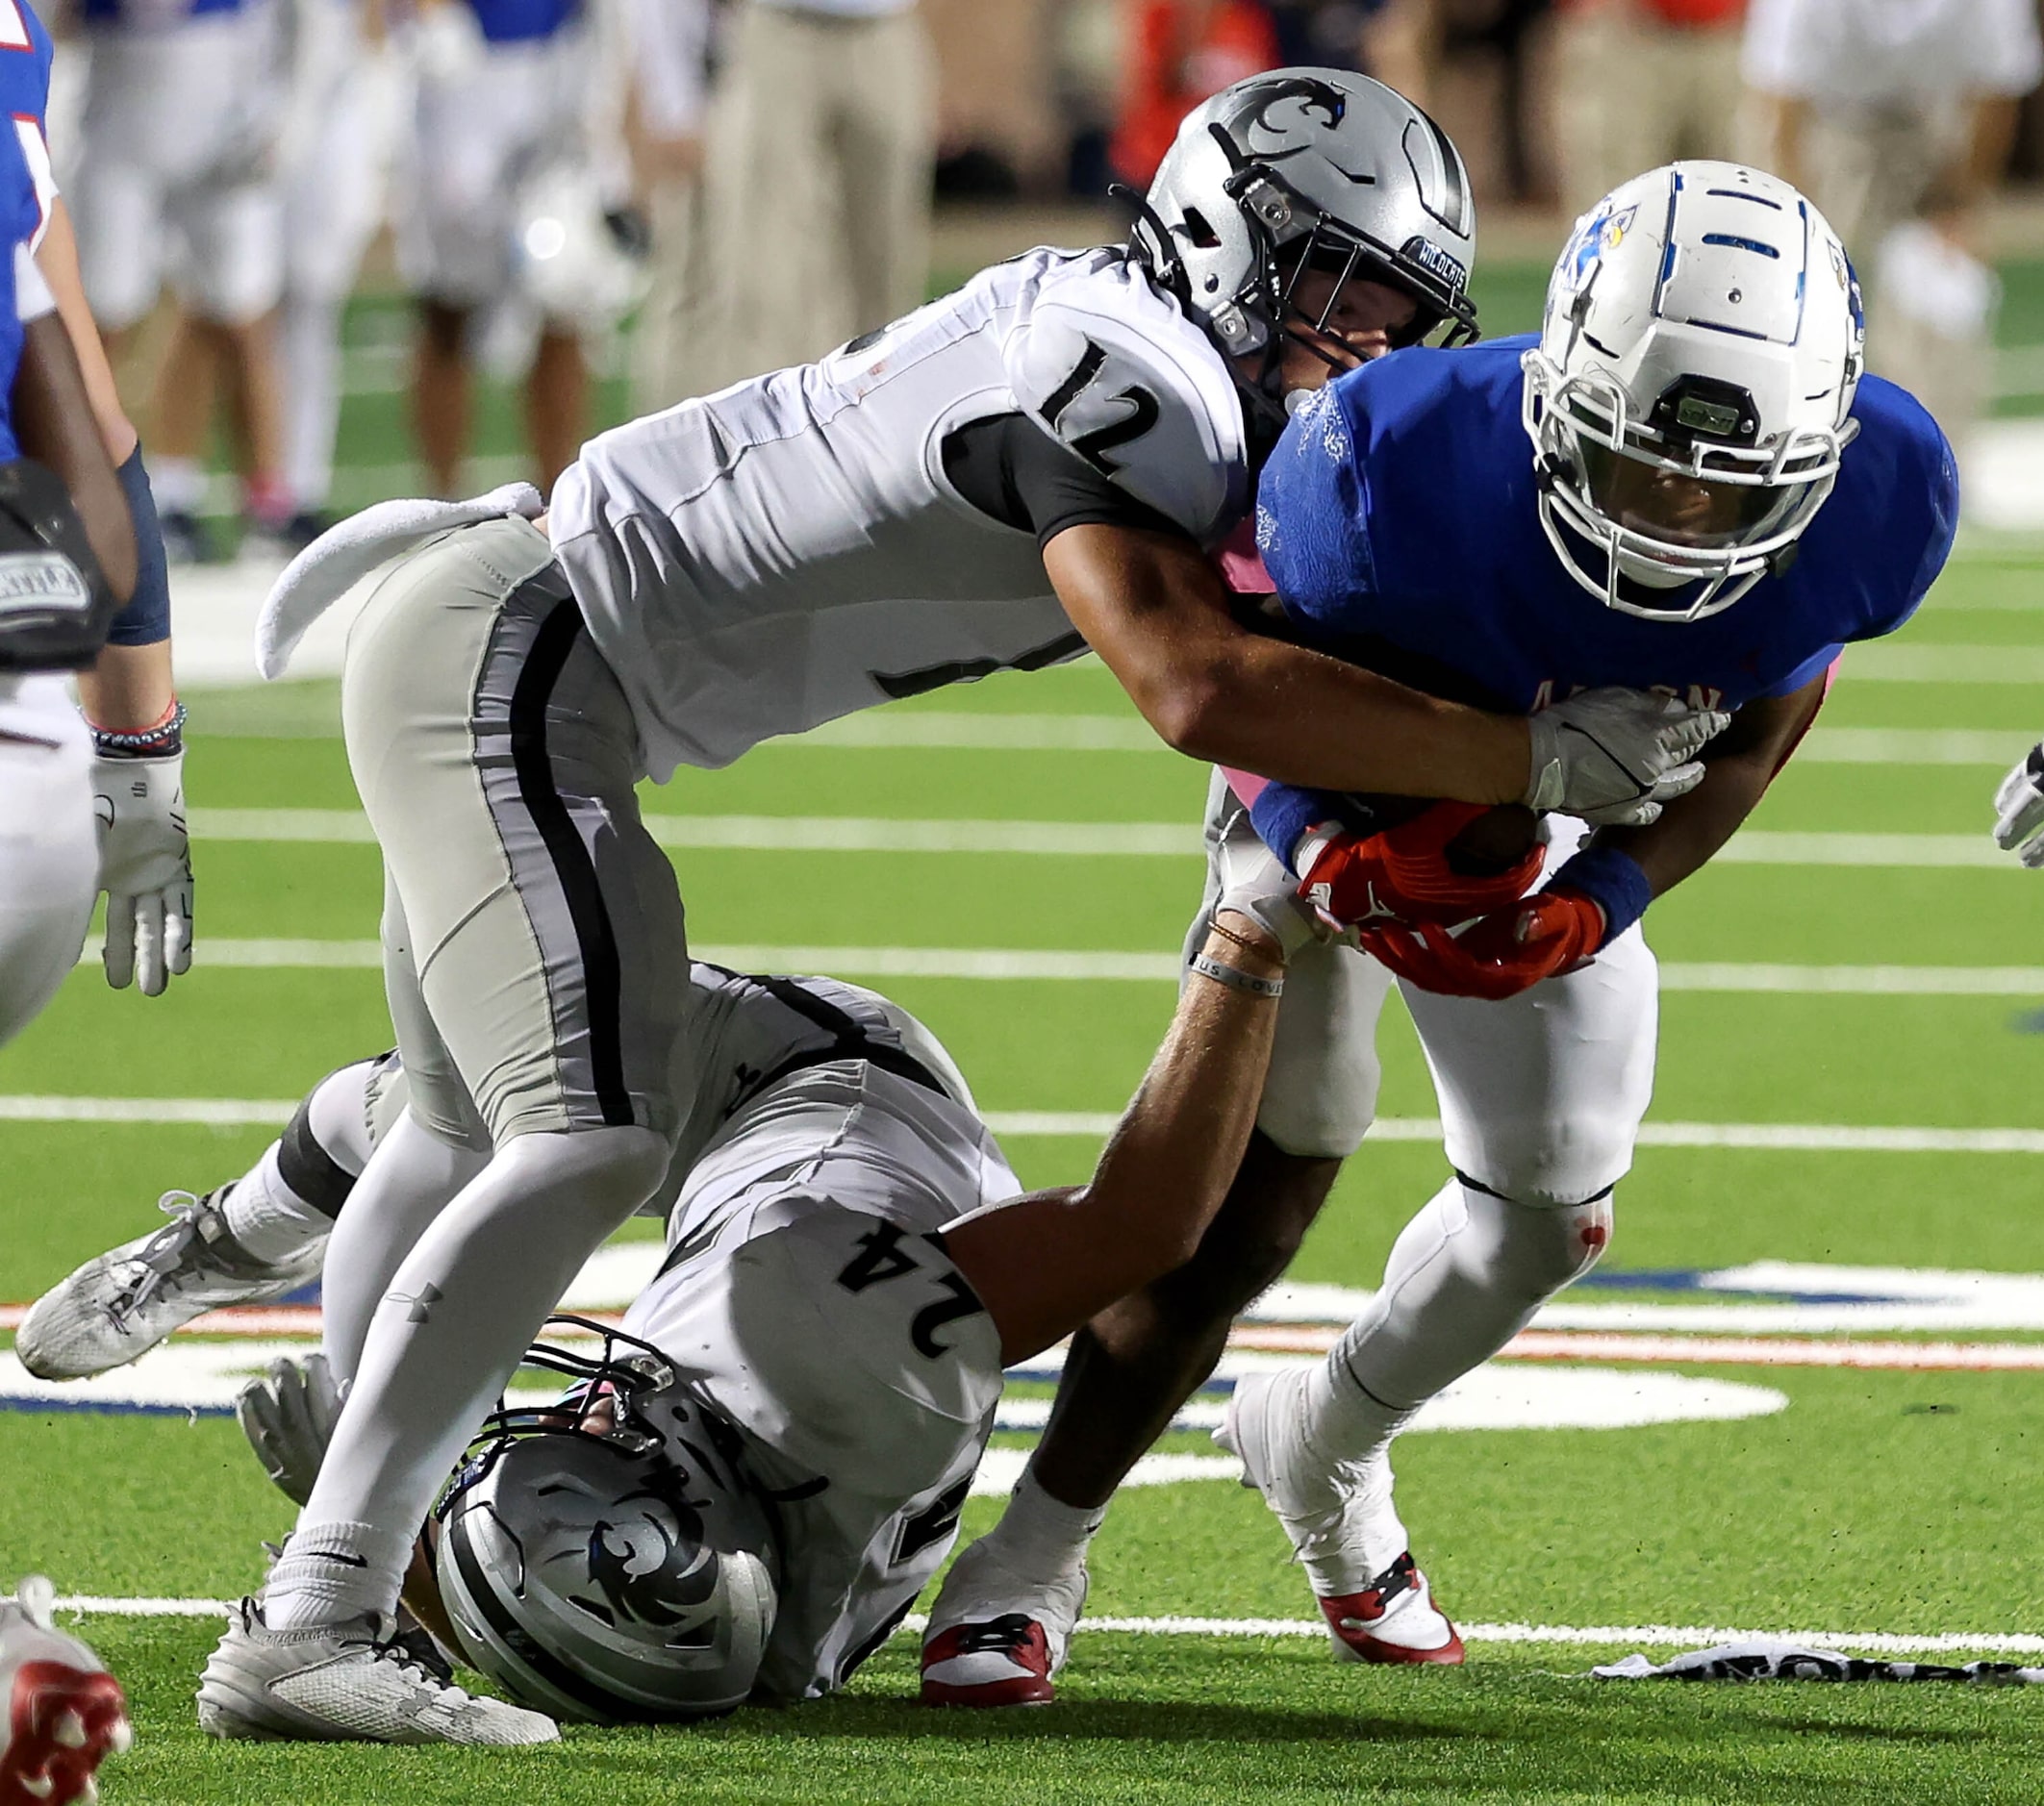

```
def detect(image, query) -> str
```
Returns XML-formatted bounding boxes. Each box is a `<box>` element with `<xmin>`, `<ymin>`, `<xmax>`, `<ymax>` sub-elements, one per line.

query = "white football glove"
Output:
<box><xmin>1212</xmin><ymin>845</ymin><xmax>1350</xmax><ymax>959</ymax></box>
<box><xmin>1526</xmin><ymin>689</ymin><xmax>1729</xmax><ymax>827</ymax></box>
<box><xmin>1993</xmin><ymin>741</ymin><xmax>2044</xmax><ymax>867</ymax></box>
<box><xmin>237</xmin><ymin>1353</ymin><xmax>346</xmax><ymax>1508</ymax></box>
<box><xmin>90</xmin><ymin>751</ymin><xmax>192</xmax><ymax>995</ymax></box>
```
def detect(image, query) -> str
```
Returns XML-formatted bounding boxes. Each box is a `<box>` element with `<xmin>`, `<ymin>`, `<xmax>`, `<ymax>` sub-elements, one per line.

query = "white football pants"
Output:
<box><xmin>0</xmin><ymin>677</ymin><xmax>97</xmax><ymax>1050</ymax></box>
<box><xmin>1191</xmin><ymin>771</ymin><xmax>1658</xmax><ymax>1202</ymax></box>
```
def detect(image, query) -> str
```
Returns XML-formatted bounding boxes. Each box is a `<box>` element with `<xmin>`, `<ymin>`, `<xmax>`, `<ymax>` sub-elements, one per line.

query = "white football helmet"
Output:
<box><xmin>513</xmin><ymin>162</ymin><xmax>652</xmax><ymax>336</ymax></box>
<box><xmin>1522</xmin><ymin>162</ymin><xmax>1865</xmax><ymax>620</ymax></box>
<box><xmin>435</xmin><ymin>1324</ymin><xmax>779</xmax><ymax>1723</ymax></box>
<box><xmin>1130</xmin><ymin>68</ymin><xmax>1478</xmax><ymax>429</ymax></box>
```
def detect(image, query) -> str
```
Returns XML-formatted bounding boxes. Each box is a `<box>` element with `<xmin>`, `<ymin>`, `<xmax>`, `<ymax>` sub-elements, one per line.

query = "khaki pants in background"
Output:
<box><xmin>1794</xmin><ymin>101</ymin><xmax>1964</xmax><ymax>275</ymax></box>
<box><xmin>632</xmin><ymin>170</ymin><xmax>714</xmax><ymax>415</ymax></box>
<box><xmin>1551</xmin><ymin>9</ymin><xmax>1746</xmax><ymax>220</ymax></box>
<box><xmin>695</xmin><ymin>2</ymin><xmax>937</xmax><ymax>390</ymax></box>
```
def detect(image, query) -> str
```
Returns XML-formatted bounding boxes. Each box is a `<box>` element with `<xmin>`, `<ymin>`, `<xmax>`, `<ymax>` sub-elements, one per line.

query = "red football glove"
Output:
<box><xmin>1298</xmin><ymin>802</ymin><xmax>1545</xmax><ymax>928</ymax></box>
<box><xmin>1358</xmin><ymin>888</ymin><xmax>1607</xmax><ymax>1000</ymax></box>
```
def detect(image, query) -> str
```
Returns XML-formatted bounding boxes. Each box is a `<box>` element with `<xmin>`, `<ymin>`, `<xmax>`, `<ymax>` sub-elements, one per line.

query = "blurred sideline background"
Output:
<box><xmin>40</xmin><ymin>0</ymin><xmax>2044</xmax><ymax>690</ymax></box>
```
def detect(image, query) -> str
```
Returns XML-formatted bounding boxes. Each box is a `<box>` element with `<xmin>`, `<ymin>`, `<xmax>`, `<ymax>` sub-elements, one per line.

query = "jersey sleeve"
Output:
<box><xmin>1254</xmin><ymin>378</ymin><xmax>1378</xmax><ymax>628</ymax></box>
<box><xmin>1002</xmin><ymin>257</ymin><xmax>1248</xmax><ymax>547</ymax></box>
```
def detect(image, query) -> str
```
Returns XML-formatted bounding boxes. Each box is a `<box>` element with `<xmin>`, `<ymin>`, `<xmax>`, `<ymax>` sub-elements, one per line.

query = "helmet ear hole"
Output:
<box><xmin>1179</xmin><ymin>208</ymin><xmax>1223</xmax><ymax>250</ymax></box>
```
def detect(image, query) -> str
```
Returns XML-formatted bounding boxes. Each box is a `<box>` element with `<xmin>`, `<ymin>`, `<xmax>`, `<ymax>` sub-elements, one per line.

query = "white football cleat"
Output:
<box><xmin>920</xmin><ymin>1537</ymin><xmax>1089</xmax><ymax>1708</ymax></box>
<box><xmin>16</xmin><ymin>1189</ymin><xmax>325</xmax><ymax>1380</ymax></box>
<box><xmin>197</xmin><ymin>1598</ymin><xmax>559</xmax><ymax>1745</ymax></box>
<box><xmin>0</xmin><ymin>1576</ymin><xmax>134</xmax><ymax>1805</ymax></box>
<box><xmin>1217</xmin><ymin>1367</ymin><xmax>1464</xmax><ymax>1665</ymax></box>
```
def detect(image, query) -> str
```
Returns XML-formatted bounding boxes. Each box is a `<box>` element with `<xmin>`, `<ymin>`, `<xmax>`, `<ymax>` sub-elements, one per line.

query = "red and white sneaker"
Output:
<box><xmin>920</xmin><ymin>1538</ymin><xmax>1088</xmax><ymax>1708</ymax></box>
<box><xmin>1217</xmin><ymin>1367</ymin><xmax>1464</xmax><ymax>1666</ymax></box>
<box><xmin>1</xmin><ymin>1578</ymin><xmax>133</xmax><ymax>1805</ymax></box>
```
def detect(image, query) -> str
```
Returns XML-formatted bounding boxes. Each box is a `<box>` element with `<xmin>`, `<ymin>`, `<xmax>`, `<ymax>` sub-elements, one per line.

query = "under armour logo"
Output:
<box><xmin>389</xmin><ymin>1283</ymin><xmax>443</xmax><ymax>1324</ymax></box>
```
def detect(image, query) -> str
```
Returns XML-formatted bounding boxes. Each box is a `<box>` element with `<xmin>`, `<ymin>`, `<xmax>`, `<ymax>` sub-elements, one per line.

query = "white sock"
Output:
<box><xmin>219</xmin><ymin>1059</ymin><xmax>386</xmax><ymax>1264</ymax></box>
<box><xmin>981</xmin><ymin>1469</ymin><xmax>1108</xmax><ymax>1582</ymax></box>
<box><xmin>265</xmin><ymin>1518</ymin><xmax>419</xmax><ymax>1631</ymax></box>
<box><xmin>150</xmin><ymin>455</ymin><xmax>205</xmax><ymax>516</ymax></box>
<box><xmin>1310</xmin><ymin>1181</ymin><xmax>1613</xmax><ymax>1467</ymax></box>
<box><xmin>218</xmin><ymin>1146</ymin><xmax>332</xmax><ymax>1265</ymax></box>
<box><xmin>280</xmin><ymin>1127</ymin><xmax>668</xmax><ymax>1630</ymax></box>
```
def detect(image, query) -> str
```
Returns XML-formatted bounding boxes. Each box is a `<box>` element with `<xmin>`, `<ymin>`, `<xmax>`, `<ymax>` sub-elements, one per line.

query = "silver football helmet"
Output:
<box><xmin>435</xmin><ymin>1323</ymin><xmax>779</xmax><ymax>1723</ymax></box>
<box><xmin>1128</xmin><ymin>68</ymin><xmax>1477</xmax><ymax>424</ymax></box>
<box><xmin>1522</xmin><ymin>161</ymin><xmax>1865</xmax><ymax>619</ymax></box>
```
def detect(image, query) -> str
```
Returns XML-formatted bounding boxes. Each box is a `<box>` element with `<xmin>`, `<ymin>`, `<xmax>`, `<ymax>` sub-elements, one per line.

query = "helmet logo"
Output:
<box><xmin>1242</xmin><ymin>77</ymin><xmax>1348</xmax><ymax>157</ymax></box>
<box><xmin>573</xmin><ymin>1468</ymin><xmax>723</xmax><ymax>1629</ymax></box>
<box><xmin>1567</xmin><ymin>205</ymin><xmax>1636</xmax><ymax>286</ymax></box>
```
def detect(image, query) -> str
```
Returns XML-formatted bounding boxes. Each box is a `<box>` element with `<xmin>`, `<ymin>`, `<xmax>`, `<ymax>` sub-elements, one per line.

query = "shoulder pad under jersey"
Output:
<box><xmin>1003</xmin><ymin>255</ymin><xmax>1249</xmax><ymax>546</ymax></box>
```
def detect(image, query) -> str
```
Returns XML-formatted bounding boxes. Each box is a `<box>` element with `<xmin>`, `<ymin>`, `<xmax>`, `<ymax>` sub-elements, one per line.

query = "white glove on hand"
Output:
<box><xmin>238</xmin><ymin>1353</ymin><xmax>346</xmax><ymax>1508</ymax></box>
<box><xmin>1526</xmin><ymin>689</ymin><xmax>1730</xmax><ymax>827</ymax></box>
<box><xmin>1214</xmin><ymin>846</ymin><xmax>1346</xmax><ymax>961</ymax></box>
<box><xmin>1993</xmin><ymin>741</ymin><xmax>2044</xmax><ymax>866</ymax></box>
<box><xmin>91</xmin><ymin>751</ymin><xmax>193</xmax><ymax>995</ymax></box>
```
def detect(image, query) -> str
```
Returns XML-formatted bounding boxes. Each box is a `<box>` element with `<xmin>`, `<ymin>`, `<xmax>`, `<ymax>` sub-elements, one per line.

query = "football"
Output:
<box><xmin>1334</xmin><ymin>793</ymin><xmax>1544</xmax><ymax>876</ymax></box>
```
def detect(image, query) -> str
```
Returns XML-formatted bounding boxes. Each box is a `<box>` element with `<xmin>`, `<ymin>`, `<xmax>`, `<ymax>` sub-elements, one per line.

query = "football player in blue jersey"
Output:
<box><xmin>4</xmin><ymin>0</ymin><xmax>191</xmax><ymax>994</ymax></box>
<box><xmin>0</xmin><ymin>105</ymin><xmax>143</xmax><ymax>1806</ymax></box>
<box><xmin>928</xmin><ymin>161</ymin><xmax>1956</xmax><ymax>1695</ymax></box>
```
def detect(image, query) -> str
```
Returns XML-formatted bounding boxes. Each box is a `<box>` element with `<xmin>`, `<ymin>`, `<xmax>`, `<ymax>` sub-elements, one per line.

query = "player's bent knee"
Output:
<box><xmin>1482</xmin><ymin>1190</ymin><xmax>1614</xmax><ymax>1304</ymax></box>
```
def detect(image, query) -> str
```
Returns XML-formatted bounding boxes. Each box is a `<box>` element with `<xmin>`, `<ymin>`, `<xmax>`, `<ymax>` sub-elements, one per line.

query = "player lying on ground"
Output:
<box><xmin>922</xmin><ymin>160</ymin><xmax>1957</xmax><ymax>1702</ymax></box>
<box><xmin>214</xmin><ymin>65</ymin><xmax>1722</xmax><ymax>1743</ymax></box>
<box><xmin>29</xmin><ymin>863</ymin><xmax>1325</xmax><ymax>1737</ymax></box>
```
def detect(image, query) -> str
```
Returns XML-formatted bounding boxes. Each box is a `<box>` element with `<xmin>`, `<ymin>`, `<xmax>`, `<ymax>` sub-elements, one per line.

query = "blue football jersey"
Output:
<box><xmin>465</xmin><ymin>0</ymin><xmax>580</xmax><ymax>44</ymax></box>
<box><xmin>1249</xmin><ymin>335</ymin><xmax>1956</xmax><ymax>858</ymax></box>
<box><xmin>0</xmin><ymin>1</ymin><xmax>52</xmax><ymax>128</ymax></box>
<box><xmin>0</xmin><ymin>120</ymin><xmax>40</xmax><ymax>461</ymax></box>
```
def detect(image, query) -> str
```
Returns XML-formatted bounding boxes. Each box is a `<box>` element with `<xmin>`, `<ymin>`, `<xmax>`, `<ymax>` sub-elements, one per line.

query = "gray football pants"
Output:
<box><xmin>341</xmin><ymin>515</ymin><xmax>692</xmax><ymax>1150</ymax></box>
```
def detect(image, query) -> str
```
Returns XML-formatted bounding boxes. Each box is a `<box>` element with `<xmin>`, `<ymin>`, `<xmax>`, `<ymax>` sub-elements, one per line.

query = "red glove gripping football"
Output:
<box><xmin>1358</xmin><ymin>888</ymin><xmax>1607</xmax><ymax>1001</ymax></box>
<box><xmin>1299</xmin><ymin>802</ymin><xmax>1546</xmax><ymax>928</ymax></box>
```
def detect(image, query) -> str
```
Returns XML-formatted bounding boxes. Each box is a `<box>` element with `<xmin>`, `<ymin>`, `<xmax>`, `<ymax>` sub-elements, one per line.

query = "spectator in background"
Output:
<box><xmin>694</xmin><ymin>0</ymin><xmax>936</xmax><ymax>387</ymax></box>
<box><xmin>1552</xmin><ymin>0</ymin><xmax>1746</xmax><ymax>217</ymax></box>
<box><xmin>623</xmin><ymin>0</ymin><xmax>719</xmax><ymax>413</ymax></box>
<box><xmin>1745</xmin><ymin>0</ymin><xmax>2043</xmax><ymax>456</ymax></box>
<box><xmin>1111</xmin><ymin>0</ymin><xmax>1282</xmax><ymax>187</ymax></box>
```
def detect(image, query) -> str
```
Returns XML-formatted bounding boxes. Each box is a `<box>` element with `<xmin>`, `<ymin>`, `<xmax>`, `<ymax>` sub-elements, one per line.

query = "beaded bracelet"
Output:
<box><xmin>1187</xmin><ymin>952</ymin><xmax>1284</xmax><ymax>998</ymax></box>
<box><xmin>88</xmin><ymin>698</ymin><xmax>186</xmax><ymax>760</ymax></box>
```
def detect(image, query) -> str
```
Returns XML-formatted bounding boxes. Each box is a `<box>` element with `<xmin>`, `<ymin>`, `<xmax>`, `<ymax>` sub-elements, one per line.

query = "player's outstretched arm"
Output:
<box><xmin>940</xmin><ymin>861</ymin><xmax>1320</xmax><ymax>1366</ymax></box>
<box><xmin>1046</xmin><ymin>521</ymin><xmax>1530</xmax><ymax>803</ymax></box>
<box><xmin>1045</xmin><ymin>523</ymin><xmax>1719</xmax><ymax>822</ymax></box>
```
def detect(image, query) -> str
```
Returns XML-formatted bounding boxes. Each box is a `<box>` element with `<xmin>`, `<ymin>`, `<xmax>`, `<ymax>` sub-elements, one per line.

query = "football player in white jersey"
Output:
<box><xmin>62</xmin><ymin>0</ymin><xmax>297</xmax><ymax>554</ymax></box>
<box><xmin>226</xmin><ymin>67</ymin><xmax>1721</xmax><ymax>1743</ymax></box>
<box><xmin>36</xmin><ymin>858</ymin><xmax>1321</xmax><ymax>1736</ymax></box>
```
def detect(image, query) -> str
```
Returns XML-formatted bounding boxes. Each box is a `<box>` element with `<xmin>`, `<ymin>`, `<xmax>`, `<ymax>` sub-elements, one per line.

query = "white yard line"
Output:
<box><xmin>92</xmin><ymin>937</ymin><xmax>2044</xmax><ymax>994</ymax></box>
<box><xmin>43</xmin><ymin>1594</ymin><xmax>2044</xmax><ymax>1654</ymax></box>
<box><xmin>1844</xmin><ymin>644</ymin><xmax>2044</xmax><ymax>684</ymax></box>
<box><xmin>188</xmin><ymin>807</ymin><xmax>2015</xmax><ymax>867</ymax></box>
<box><xmin>7</xmin><ymin>1093</ymin><xmax>2043</xmax><ymax>1153</ymax></box>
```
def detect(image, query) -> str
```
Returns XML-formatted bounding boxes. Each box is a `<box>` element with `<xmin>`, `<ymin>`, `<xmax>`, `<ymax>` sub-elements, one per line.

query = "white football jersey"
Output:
<box><xmin>623</xmin><ymin>973</ymin><xmax>1022</xmax><ymax>1701</ymax></box>
<box><xmin>549</xmin><ymin>246</ymin><xmax>1249</xmax><ymax>780</ymax></box>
